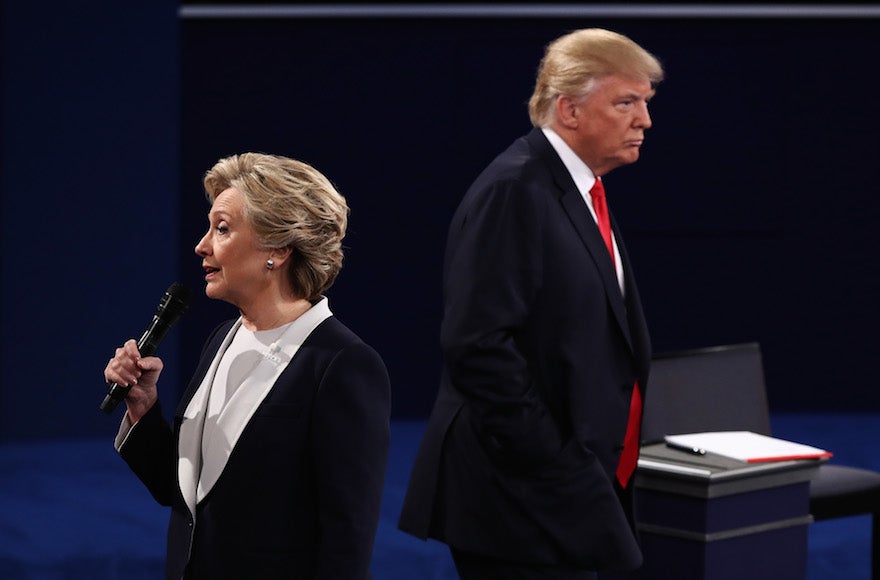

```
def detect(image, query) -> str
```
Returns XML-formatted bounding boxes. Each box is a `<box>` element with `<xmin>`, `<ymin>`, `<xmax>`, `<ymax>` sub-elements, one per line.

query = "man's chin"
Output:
<box><xmin>620</xmin><ymin>150</ymin><xmax>641</xmax><ymax>166</ymax></box>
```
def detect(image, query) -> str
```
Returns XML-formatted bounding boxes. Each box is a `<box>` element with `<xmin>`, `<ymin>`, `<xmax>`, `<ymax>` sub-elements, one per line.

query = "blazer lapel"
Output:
<box><xmin>195</xmin><ymin>346</ymin><xmax>289</xmax><ymax>502</ymax></box>
<box><xmin>559</xmin><ymin>190</ymin><xmax>633</xmax><ymax>347</ymax></box>
<box><xmin>178</xmin><ymin>320</ymin><xmax>241</xmax><ymax>518</ymax></box>
<box><xmin>528</xmin><ymin>129</ymin><xmax>634</xmax><ymax>351</ymax></box>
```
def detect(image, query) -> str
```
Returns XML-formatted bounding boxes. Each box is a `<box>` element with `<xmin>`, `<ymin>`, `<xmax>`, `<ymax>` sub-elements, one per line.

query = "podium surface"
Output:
<box><xmin>624</xmin><ymin>443</ymin><xmax>822</xmax><ymax>580</ymax></box>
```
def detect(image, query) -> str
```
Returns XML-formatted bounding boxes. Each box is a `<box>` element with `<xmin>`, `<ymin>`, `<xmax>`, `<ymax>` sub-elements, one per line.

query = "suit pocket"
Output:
<box><xmin>491</xmin><ymin>438</ymin><xmax>642</xmax><ymax>569</ymax></box>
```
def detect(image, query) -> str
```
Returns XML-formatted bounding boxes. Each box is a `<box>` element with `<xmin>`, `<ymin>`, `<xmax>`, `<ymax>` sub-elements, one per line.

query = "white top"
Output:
<box><xmin>199</xmin><ymin>319</ymin><xmax>297</xmax><ymax>479</ymax></box>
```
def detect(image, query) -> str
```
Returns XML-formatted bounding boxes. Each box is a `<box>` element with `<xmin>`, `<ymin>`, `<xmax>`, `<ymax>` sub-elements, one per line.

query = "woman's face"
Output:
<box><xmin>195</xmin><ymin>187</ymin><xmax>269</xmax><ymax>308</ymax></box>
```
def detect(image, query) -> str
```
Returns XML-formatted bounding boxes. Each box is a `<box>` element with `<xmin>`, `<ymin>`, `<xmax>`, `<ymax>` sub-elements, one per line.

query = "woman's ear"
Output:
<box><xmin>267</xmin><ymin>246</ymin><xmax>294</xmax><ymax>269</ymax></box>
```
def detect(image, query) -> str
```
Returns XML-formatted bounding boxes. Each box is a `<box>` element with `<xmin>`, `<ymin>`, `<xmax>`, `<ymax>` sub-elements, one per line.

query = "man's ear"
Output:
<box><xmin>555</xmin><ymin>95</ymin><xmax>580</xmax><ymax>129</ymax></box>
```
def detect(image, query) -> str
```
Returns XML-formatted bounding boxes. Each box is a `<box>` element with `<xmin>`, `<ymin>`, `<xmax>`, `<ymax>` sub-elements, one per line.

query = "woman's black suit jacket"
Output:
<box><xmin>119</xmin><ymin>313</ymin><xmax>391</xmax><ymax>579</ymax></box>
<box><xmin>399</xmin><ymin>128</ymin><xmax>652</xmax><ymax>572</ymax></box>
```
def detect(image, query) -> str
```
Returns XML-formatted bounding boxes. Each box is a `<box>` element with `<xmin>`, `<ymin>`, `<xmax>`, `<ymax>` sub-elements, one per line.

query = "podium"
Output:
<box><xmin>622</xmin><ymin>443</ymin><xmax>822</xmax><ymax>580</ymax></box>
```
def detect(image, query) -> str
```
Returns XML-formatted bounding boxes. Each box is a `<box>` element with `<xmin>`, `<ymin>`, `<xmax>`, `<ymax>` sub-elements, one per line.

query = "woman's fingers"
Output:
<box><xmin>103</xmin><ymin>339</ymin><xmax>143</xmax><ymax>386</ymax></box>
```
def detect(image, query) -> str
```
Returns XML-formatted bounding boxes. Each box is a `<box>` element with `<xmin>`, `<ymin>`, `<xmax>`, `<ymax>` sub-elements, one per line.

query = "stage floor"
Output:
<box><xmin>1</xmin><ymin>414</ymin><xmax>876</xmax><ymax>579</ymax></box>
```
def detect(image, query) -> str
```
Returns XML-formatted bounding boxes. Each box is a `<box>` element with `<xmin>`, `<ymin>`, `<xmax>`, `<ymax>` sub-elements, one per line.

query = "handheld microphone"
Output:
<box><xmin>100</xmin><ymin>282</ymin><xmax>192</xmax><ymax>414</ymax></box>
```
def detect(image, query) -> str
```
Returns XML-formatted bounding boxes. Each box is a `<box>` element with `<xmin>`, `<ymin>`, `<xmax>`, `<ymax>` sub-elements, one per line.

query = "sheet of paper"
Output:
<box><xmin>664</xmin><ymin>431</ymin><xmax>833</xmax><ymax>463</ymax></box>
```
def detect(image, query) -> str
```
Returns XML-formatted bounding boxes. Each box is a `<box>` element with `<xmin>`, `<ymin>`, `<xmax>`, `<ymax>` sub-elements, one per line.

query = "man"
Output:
<box><xmin>398</xmin><ymin>28</ymin><xmax>664</xmax><ymax>579</ymax></box>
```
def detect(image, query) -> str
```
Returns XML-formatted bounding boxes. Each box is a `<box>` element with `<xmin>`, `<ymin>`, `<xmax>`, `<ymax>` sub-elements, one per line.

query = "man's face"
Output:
<box><xmin>568</xmin><ymin>75</ymin><xmax>656</xmax><ymax>176</ymax></box>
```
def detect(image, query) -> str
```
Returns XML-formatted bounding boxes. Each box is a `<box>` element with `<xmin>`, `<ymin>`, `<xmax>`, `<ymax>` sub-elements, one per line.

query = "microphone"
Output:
<box><xmin>100</xmin><ymin>282</ymin><xmax>192</xmax><ymax>414</ymax></box>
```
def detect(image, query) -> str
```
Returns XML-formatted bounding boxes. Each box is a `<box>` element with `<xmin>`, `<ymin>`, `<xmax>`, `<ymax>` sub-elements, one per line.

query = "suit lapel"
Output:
<box><xmin>559</xmin><ymin>190</ymin><xmax>633</xmax><ymax>348</ymax></box>
<box><xmin>196</xmin><ymin>341</ymin><xmax>292</xmax><ymax>503</ymax></box>
<box><xmin>528</xmin><ymin>129</ymin><xmax>634</xmax><ymax>351</ymax></box>
<box><xmin>178</xmin><ymin>320</ymin><xmax>241</xmax><ymax>518</ymax></box>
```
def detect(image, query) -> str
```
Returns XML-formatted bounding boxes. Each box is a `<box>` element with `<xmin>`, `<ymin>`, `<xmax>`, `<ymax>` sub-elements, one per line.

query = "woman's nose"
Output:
<box><xmin>195</xmin><ymin>232</ymin><xmax>210</xmax><ymax>256</ymax></box>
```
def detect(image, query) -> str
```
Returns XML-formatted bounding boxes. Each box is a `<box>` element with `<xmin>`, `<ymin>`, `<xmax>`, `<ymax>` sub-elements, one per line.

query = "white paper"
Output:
<box><xmin>664</xmin><ymin>431</ymin><xmax>833</xmax><ymax>463</ymax></box>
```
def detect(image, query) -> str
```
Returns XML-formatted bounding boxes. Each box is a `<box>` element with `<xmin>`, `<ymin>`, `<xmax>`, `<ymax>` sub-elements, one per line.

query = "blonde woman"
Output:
<box><xmin>105</xmin><ymin>153</ymin><xmax>391</xmax><ymax>579</ymax></box>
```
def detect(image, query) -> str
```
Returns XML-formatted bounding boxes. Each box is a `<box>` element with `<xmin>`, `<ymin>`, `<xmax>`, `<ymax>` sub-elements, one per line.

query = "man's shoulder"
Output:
<box><xmin>471</xmin><ymin>131</ymin><xmax>554</xmax><ymax>190</ymax></box>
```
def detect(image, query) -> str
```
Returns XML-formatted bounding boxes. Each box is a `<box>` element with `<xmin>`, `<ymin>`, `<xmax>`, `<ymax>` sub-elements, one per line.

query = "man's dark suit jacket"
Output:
<box><xmin>398</xmin><ymin>128</ymin><xmax>651</xmax><ymax>572</ymax></box>
<box><xmin>119</xmin><ymin>315</ymin><xmax>391</xmax><ymax>580</ymax></box>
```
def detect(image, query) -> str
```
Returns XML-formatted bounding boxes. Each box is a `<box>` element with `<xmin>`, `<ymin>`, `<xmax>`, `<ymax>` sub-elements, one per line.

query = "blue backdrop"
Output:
<box><xmin>0</xmin><ymin>0</ymin><xmax>181</xmax><ymax>441</ymax></box>
<box><xmin>2</xmin><ymin>2</ymin><xmax>880</xmax><ymax>442</ymax></box>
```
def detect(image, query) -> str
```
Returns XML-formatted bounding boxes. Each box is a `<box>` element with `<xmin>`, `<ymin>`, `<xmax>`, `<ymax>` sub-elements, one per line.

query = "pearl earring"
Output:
<box><xmin>266</xmin><ymin>259</ymin><xmax>275</xmax><ymax>270</ymax></box>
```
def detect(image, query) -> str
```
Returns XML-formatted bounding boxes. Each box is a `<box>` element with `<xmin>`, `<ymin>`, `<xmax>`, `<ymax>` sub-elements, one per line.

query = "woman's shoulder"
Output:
<box><xmin>306</xmin><ymin>317</ymin><xmax>386</xmax><ymax>365</ymax></box>
<box><xmin>308</xmin><ymin>316</ymin><xmax>368</xmax><ymax>349</ymax></box>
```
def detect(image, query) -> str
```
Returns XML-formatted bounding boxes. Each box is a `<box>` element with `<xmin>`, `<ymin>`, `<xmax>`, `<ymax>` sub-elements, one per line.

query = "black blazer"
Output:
<box><xmin>399</xmin><ymin>128</ymin><xmax>651</xmax><ymax>571</ymax></box>
<box><xmin>119</xmin><ymin>315</ymin><xmax>391</xmax><ymax>580</ymax></box>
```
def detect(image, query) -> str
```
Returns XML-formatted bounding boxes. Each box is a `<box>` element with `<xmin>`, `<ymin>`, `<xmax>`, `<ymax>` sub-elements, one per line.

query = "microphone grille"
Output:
<box><xmin>165</xmin><ymin>282</ymin><xmax>192</xmax><ymax>313</ymax></box>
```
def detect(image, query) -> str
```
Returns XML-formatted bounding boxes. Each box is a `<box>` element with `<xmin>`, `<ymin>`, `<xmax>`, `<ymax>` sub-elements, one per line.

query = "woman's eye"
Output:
<box><xmin>216</xmin><ymin>224</ymin><xmax>229</xmax><ymax>234</ymax></box>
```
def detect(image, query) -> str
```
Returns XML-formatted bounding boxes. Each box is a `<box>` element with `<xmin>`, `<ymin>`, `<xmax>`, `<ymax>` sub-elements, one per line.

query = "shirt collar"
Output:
<box><xmin>541</xmin><ymin>127</ymin><xmax>599</xmax><ymax>196</ymax></box>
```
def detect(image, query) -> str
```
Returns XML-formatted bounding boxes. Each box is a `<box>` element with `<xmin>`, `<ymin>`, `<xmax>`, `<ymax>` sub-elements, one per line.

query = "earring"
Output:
<box><xmin>266</xmin><ymin>259</ymin><xmax>275</xmax><ymax>270</ymax></box>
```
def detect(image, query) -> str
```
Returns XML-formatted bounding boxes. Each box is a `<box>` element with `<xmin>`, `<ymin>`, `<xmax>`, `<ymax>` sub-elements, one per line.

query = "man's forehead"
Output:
<box><xmin>600</xmin><ymin>74</ymin><xmax>655</xmax><ymax>96</ymax></box>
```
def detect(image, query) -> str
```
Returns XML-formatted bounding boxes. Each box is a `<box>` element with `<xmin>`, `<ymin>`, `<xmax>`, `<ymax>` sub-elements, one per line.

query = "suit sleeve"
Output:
<box><xmin>117</xmin><ymin>401</ymin><xmax>178</xmax><ymax>506</ymax></box>
<box><xmin>311</xmin><ymin>342</ymin><xmax>391</xmax><ymax>580</ymax></box>
<box><xmin>116</xmin><ymin>321</ymin><xmax>232</xmax><ymax>508</ymax></box>
<box><xmin>441</xmin><ymin>179</ymin><xmax>564</xmax><ymax>471</ymax></box>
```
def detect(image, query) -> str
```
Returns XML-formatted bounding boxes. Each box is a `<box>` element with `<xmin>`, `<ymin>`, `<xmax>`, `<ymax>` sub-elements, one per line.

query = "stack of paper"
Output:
<box><xmin>664</xmin><ymin>431</ymin><xmax>833</xmax><ymax>463</ymax></box>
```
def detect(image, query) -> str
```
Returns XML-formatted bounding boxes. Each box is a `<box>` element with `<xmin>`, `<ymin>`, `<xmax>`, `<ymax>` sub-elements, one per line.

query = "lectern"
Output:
<box><xmin>621</xmin><ymin>443</ymin><xmax>822</xmax><ymax>580</ymax></box>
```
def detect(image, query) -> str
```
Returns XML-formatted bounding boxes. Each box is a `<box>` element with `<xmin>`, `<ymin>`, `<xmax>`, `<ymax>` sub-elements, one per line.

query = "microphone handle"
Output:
<box><xmin>99</xmin><ymin>314</ymin><xmax>172</xmax><ymax>414</ymax></box>
<box><xmin>100</xmin><ymin>380</ymin><xmax>133</xmax><ymax>414</ymax></box>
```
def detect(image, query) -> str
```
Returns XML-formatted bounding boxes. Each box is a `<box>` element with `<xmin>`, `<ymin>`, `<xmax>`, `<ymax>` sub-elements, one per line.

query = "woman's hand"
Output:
<box><xmin>103</xmin><ymin>339</ymin><xmax>163</xmax><ymax>423</ymax></box>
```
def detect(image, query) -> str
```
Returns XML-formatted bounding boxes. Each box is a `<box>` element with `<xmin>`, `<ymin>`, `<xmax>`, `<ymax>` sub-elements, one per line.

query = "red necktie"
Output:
<box><xmin>589</xmin><ymin>178</ymin><xmax>642</xmax><ymax>488</ymax></box>
<box><xmin>616</xmin><ymin>381</ymin><xmax>642</xmax><ymax>488</ymax></box>
<box><xmin>588</xmin><ymin>178</ymin><xmax>615</xmax><ymax>267</ymax></box>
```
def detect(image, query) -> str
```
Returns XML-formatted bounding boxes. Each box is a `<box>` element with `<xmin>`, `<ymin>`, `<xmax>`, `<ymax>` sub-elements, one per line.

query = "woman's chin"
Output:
<box><xmin>203</xmin><ymin>284</ymin><xmax>222</xmax><ymax>300</ymax></box>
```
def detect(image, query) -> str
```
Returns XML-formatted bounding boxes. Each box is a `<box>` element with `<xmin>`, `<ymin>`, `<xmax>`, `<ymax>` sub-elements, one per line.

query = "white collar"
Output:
<box><xmin>541</xmin><ymin>126</ymin><xmax>599</xmax><ymax>197</ymax></box>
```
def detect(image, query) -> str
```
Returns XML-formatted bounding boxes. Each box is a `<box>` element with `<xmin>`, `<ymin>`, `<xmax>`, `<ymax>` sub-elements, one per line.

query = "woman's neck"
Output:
<box><xmin>239</xmin><ymin>297</ymin><xmax>313</xmax><ymax>331</ymax></box>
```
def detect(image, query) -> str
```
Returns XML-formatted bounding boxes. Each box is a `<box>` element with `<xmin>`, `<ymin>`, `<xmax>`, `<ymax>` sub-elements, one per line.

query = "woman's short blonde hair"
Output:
<box><xmin>528</xmin><ymin>28</ymin><xmax>665</xmax><ymax>128</ymax></box>
<box><xmin>203</xmin><ymin>152</ymin><xmax>349</xmax><ymax>302</ymax></box>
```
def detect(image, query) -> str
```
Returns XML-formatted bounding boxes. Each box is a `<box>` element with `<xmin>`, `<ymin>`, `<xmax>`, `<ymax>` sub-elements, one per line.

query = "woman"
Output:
<box><xmin>104</xmin><ymin>153</ymin><xmax>391</xmax><ymax>580</ymax></box>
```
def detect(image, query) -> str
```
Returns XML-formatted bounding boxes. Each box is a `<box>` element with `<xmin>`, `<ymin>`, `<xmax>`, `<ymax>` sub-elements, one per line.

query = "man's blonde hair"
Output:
<box><xmin>528</xmin><ymin>28</ymin><xmax>664</xmax><ymax>127</ymax></box>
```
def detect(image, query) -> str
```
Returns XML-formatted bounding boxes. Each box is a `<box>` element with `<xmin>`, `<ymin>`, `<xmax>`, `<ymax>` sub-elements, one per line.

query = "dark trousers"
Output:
<box><xmin>451</xmin><ymin>548</ymin><xmax>598</xmax><ymax>580</ymax></box>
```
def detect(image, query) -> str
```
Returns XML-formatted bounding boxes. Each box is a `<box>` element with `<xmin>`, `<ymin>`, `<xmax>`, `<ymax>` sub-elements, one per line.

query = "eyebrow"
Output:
<box><xmin>620</xmin><ymin>90</ymin><xmax>655</xmax><ymax>101</ymax></box>
<box><xmin>208</xmin><ymin>208</ymin><xmax>232</xmax><ymax>221</ymax></box>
